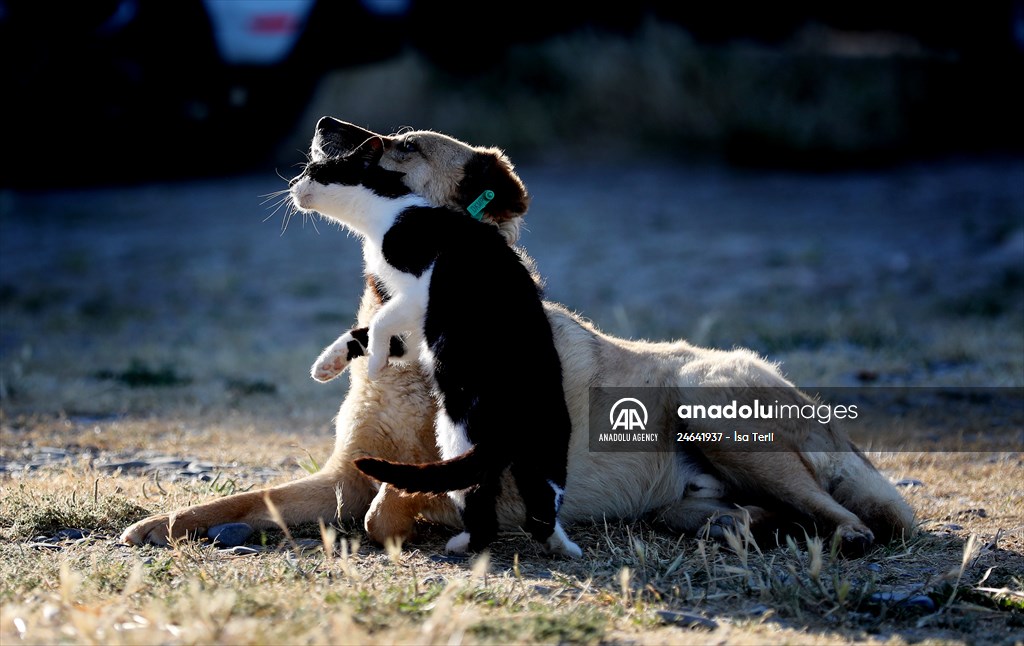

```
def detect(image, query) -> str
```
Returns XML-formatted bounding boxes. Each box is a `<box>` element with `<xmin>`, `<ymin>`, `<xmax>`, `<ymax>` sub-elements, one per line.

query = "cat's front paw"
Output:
<box><xmin>311</xmin><ymin>328</ymin><xmax>369</xmax><ymax>382</ymax></box>
<box><xmin>366</xmin><ymin>351</ymin><xmax>389</xmax><ymax>380</ymax></box>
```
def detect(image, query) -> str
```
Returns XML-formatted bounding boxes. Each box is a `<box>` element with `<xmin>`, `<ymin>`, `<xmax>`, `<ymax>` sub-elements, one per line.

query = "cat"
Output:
<box><xmin>290</xmin><ymin>135</ymin><xmax>582</xmax><ymax>557</ymax></box>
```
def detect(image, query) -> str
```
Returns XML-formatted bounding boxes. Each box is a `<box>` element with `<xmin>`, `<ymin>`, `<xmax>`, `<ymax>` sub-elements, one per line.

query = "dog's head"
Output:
<box><xmin>304</xmin><ymin>117</ymin><xmax>530</xmax><ymax>241</ymax></box>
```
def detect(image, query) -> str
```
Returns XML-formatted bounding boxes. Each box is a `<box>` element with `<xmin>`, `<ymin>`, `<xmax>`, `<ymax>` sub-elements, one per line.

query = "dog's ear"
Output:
<box><xmin>457</xmin><ymin>149</ymin><xmax>530</xmax><ymax>222</ymax></box>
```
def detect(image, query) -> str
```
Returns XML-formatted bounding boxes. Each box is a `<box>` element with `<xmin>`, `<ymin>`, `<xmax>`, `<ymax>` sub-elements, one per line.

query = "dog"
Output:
<box><xmin>121</xmin><ymin>118</ymin><xmax>915</xmax><ymax>552</ymax></box>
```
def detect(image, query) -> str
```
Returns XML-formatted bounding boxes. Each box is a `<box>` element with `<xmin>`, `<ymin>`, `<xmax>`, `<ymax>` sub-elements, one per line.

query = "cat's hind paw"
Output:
<box><xmin>445</xmin><ymin>531</ymin><xmax>472</xmax><ymax>555</ymax></box>
<box><xmin>544</xmin><ymin>522</ymin><xmax>583</xmax><ymax>559</ymax></box>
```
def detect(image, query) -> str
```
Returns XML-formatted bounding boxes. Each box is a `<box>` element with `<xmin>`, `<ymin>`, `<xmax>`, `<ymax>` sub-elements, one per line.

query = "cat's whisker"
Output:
<box><xmin>273</xmin><ymin>167</ymin><xmax>296</xmax><ymax>184</ymax></box>
<box><xmin>306</xmin><ymin>212</ymin><xmax>321</xmax><ymax>235</ymax></box>
<box><xmin>259</xmin><ymin>189</ymin><xmax>290</xmax><ymax>207</ymax></box>
<box><xmin>262</xmin><ymin>195</ymin><xmax>291</xmax><ymax>223</ymax></box>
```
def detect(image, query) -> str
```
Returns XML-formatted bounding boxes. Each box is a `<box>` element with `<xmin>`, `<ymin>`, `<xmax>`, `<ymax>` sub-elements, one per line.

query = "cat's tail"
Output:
<box><xmin>354</xmin><ymin>448</ymin><xmax>486</xmax><ymax>493</ymax></box>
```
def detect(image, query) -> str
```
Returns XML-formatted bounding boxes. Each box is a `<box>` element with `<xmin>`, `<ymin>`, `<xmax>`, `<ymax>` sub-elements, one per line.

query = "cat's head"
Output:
<box><xmin>293</xmin><ymin>117</ymin><xmax>530</xmax><ymax>242</ymax></box>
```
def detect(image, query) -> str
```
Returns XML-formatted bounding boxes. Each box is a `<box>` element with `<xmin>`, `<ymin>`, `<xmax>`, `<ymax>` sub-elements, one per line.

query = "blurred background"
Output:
<box><xmin>1</xmin><ymin>1</ymin><xmax>1022</xmax><ymax>426</ymax></box>
<box><xmin>2</xmin><ymin>0</ymin><xmax>1023</xmax><ymax>184</ymax></box>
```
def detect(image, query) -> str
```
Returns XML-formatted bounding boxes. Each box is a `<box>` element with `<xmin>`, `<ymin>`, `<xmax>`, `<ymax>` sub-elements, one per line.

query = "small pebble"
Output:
<box><xmin>208</xmin><ymin>523</ymin><xmax>253</xmax><ymax>547</ymax></box>
<box><xmin>421</xmin><ymin>575</ymin><xmax>447</xmax><ymax>588</ymax></box>
<box><xmin>27</xmin><ymin>542</ymin><xmax>62</xmax><ymax>550</ymax></box>
<box><xmin>942</xmin><ymin>523</ymin><xmax>964</xmax><ymax>531</ymax></box>
<box><xmin>864</xmin><ymin>563</ymin><xmax>882</xmax><ymax>573</ymax></box>
<box><xmin>957</xmin><ymin>508</ymin><xmax>987</xmax><ymax>518</ymax></box>
<box><xmin>656</xmin><ymin>610</ymin><xmax>719</xmax><ymax>631</ymax></box>
<box><xmin>868</xmin><ymin>591</ymin><xmax>936</xmax><ymax>612</ymax></box>
<box><xmin>101</xmin><ymin>460</ymin><xmax>150</xmax><ymax>472</ymax></box>
<box><xmin>223</xmin><ymin>546</ymin><xmax>261</xmax><ymax>556</ymax></box>
<box><xmin>146</xmin><ymin>457</ymin><xmax>191</xmax><ymax>468</ymax></box>
<box><xmin>895</xmin><ymin>478</ymin><xmax>924</xmax><ymax>488</ymax></box>
<box><xmin>49</xmin><ymin>528</ymin><xmax>87</xmax><ymax>542</ymax></box>
<box><xmin>185</xmin><ymin>461</ymin><xmax>216</xmax><ymax>474</ymax></box>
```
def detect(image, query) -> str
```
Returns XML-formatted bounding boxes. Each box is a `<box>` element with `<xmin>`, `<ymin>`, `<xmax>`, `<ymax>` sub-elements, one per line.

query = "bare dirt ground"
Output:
<box><xmin>1</xmin><ymin>155</ymin><xmax>1022</xmax><ymax>643</ymax></box>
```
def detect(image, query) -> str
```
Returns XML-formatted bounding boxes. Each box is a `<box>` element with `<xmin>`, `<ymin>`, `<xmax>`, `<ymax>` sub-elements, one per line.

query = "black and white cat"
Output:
<box><xmin>290</xmin><ymin>136</ymin><xmax>581</xmax><ymax>557</ymax></box>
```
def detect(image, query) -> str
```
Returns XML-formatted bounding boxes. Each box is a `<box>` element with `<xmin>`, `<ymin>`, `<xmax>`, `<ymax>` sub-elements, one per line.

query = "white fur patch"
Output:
<box><xmin>291</xmin><ymin>178</ymin><xmax>428</xmax><ymax>244</ymax></box>
<box><xmin>545</xmin><ymin>521</ymin><xmax>582</xmax><ymax>558</ymax></box>
<box><xmin>547</xmin><ymin>481</ymin><xmax>566</xmax><ymax>511</ymax></box>
<box><xmin>436</xmin><ymin>411</ymin><xmax>472</xmax><ymax>461</ymax></box>
<box><xmin>445</xmin><ymin>531</ymin><xmax>471</xmax><ymax>554</ymax></box>
<box><xmin>435</xmin><ymin>412</ymin><xmax>473</xmax><ymax>508</ymax></box>
<box><xmin>365</xmin><ymin>266</ymin><xmax>431</xmax><ymax>380</ymax></box>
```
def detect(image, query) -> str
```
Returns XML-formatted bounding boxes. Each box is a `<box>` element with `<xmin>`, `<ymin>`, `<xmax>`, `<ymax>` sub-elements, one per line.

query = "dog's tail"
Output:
<box><xmin>354</xmin><ymin>448</ymin><xmax>486</xmax><ymax>493</ymax></box>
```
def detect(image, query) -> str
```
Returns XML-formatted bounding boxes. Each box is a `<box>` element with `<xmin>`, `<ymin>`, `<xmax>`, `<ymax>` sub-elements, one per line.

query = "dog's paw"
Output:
<box><xmin>311</xmin><ymin>330</ymin><xmax>368</xmax><ymax>382</ymax></box>
<box><xmin>705</xmin><ymin>513</ymin><xmax>738</xmax><ymax>540</ymax></box>
<box><xmin>445</xmin><ymin>531</ymin><xmax>472</xmax><ymax>555</ymax></box>
<box><xmin>120</xmin><ymin>513</ymin><xmax>200</xmax><ymax>546</ymax></box>
<box><xmin>835</xmin><ymin>522</ymin><xmax>875</xmax><ymax>555</ymax></box>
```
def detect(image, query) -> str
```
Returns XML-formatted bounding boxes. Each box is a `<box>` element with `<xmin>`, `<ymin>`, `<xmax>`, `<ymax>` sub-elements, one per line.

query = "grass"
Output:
<box><xmin>1</xmin><ymin>426</ymin><xmax>1022</xmax><ymax>644</ymax></box>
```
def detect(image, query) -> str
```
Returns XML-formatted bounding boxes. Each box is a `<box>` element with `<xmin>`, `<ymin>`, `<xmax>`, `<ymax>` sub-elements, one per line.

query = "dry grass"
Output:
<box><xmin>2</xmin><ymin>413</ymin><xmax>1022</xmax><ymax>645</ymax></box>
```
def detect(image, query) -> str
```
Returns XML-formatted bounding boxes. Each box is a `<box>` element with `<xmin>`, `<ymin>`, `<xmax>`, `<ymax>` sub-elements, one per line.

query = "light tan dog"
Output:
<box><xmin>121</xmin><ymin>118</ymin><xmax>914</xmax><ymax>552</ymax></box>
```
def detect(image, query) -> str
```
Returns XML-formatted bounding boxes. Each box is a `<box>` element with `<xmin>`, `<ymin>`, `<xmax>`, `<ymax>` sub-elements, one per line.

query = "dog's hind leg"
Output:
<box><xmin>724</xmin><ymin>451</ymin><xmax>877</xmax><ymax>552</ymax></box>
<box><xmin>364</xmin><ymin>483</ymin><xmax>462</xmax><ymax>545</ymax></box>
<box><xmin>828</xmin><ymin>448</ymin><xmax>915</xmax><ymax>544</ymax></box>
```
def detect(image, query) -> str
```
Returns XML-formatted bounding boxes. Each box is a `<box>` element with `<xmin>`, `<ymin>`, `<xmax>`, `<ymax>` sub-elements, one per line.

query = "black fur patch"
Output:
<box><xmin>306</xmin><ymin>159</ymin><xmax>411</xmax><ymax>199</ymax></box>
<box><xmin>380</xmin><ymin>207</ymin><xmax>446</xmax><ymax>277</ymax></box>
<box><xmin>389</xmin><ymin>335</ymin><xmax>406</xmax><ymax>358</ymax></box>
<box><xmin>346</xmin><ymin>339</ymin><xmax>366</xmax><ymax>362</ymax></box>
<box><xmin>314</xmin><ymin>117</ymin><xmax>377</xmax><ymax>157</ymax></box>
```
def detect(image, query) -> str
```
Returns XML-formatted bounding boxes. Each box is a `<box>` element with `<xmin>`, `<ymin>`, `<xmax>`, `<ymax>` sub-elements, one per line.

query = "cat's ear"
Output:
<box><xmin>457</xmin><ymin>149</ymin><xmax>530</xmax><ymax>222</ymax></box>
<box><xmin>352</xmin><ymin>136</ymin><xmax>385</xmax><ymax>169</ymax></box>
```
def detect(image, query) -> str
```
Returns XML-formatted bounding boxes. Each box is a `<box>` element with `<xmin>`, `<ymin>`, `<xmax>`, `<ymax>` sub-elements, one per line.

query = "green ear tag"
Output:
<box><xmin>466</xmin><ymin>190</ymin><xmax>495</xmax><ymax>220</ymax></box>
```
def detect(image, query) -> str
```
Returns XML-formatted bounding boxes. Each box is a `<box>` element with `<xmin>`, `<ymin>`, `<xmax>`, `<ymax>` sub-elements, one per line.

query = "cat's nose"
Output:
<box><xmin>288</xmin><ymin>175</ymin><xmax>301</xmax><ymax>187</ymax></box>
